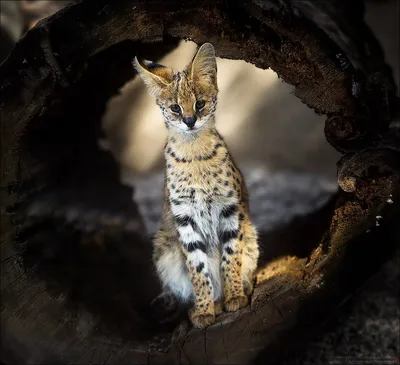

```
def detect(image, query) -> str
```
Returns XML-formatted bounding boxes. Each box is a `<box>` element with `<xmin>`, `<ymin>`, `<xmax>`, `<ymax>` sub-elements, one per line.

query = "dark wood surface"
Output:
<box><xmin>1</xmin><ymin>0</ymin><xmax>399</xmax><ymax>363</ymax></box>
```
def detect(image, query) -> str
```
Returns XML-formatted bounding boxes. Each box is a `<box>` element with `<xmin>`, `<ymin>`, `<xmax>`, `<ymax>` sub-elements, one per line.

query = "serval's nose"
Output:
<box><xmin>183</xmin><ymin>116</ymin><xmax>197</xmax><ymax>129</ymax></box>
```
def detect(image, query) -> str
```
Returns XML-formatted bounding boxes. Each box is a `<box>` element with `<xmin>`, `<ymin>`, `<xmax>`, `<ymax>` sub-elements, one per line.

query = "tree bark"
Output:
<box><xmin>1</xmin><ymin>0</ymin><xmax>399</xmax><ymax>364</ymax></box>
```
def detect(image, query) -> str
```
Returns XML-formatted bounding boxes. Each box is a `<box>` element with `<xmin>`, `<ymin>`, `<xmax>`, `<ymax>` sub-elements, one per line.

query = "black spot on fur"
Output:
<box><xmin>196</xmin><ymin>262</ymin><xmax>205</xmax><ymax>273</ymax></box>
<box><xmin>175</xmin><ymin>215</ymin><xmax>197</xmax><ymax>229</ymax></box>
<box><xmin>239</xmin><ymin>213</ymin><xmax>244</xmax><ymax>221</ymax></box>
<box><xmin>225</xmin><ymin>246</ymin><xmax>234</xmax><ymax>255</ymax></box>
<box><xmin>221</xmin><ymin>229</ymin><xmax>239</xmax><ymax>243</ymax></box>
<box><xmin>224</xmin><ymin>181</ymin><xmax>229</xmax><ymax>186</ymax></box>
<box><xmin>227</xmin><ymin>190</ymin><xmax>234</xmax><ymax>197</ymax></box>
<box><xmin>221</xmin><ymin>204</ymin><xmax>237</xmax><ymax>218</ymax></box>
<box><xmin>186</xmin><ymin>241</ymin><xmax>207</xmax><ymax>253</ymax></box>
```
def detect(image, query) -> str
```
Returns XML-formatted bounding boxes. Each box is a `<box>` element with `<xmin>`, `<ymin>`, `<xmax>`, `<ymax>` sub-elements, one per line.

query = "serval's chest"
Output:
<box><xmin>166</xmin><ymin>156</ymin><xmax>241</xmax><ymax>244</ymax></box>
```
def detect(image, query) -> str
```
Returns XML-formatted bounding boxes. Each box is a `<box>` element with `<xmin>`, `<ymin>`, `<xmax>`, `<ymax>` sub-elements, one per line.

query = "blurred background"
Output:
<box><xmin>1</xmin><ymin>0</ymin><xmax>398</xmax><ymax>363</ymax></box>
<box><xmin>2</xmin><ymin>0</ymin><xmax>398</xmax><ymax>181</ymax></box>
<box><xmin>101</xmin><ymin>41</ymin><xmax>338</xmax><ymax>178</ymax></box>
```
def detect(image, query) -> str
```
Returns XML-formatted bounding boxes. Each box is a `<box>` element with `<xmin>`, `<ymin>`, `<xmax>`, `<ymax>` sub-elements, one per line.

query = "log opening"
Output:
<box><xmin>1</xmin><ymin>1</ymin><xmax>399</xmax><ymax>364</ymax></box>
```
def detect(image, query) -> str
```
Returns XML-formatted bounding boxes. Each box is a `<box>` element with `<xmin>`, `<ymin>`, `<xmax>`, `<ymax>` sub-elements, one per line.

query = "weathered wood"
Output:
<box><xmin>1</xmin><ymin>0</ymin><xmax>399</xmax><ymax>364</ymax></box>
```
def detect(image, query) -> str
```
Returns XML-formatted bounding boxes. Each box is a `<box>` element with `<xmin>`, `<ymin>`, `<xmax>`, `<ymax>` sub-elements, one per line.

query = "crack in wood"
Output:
<box><xmin>271</xmin><ymin>298</ymin><xmax>284</xmax><ymax>321</ymax></box>
<box><xmin>220</xmin><ymin>322</ymin><xmax>231</xmax><ymax>365</ymax></box>
<box><xmin>204</xmin><ymin>326</ymin><xmax>209</xmax><ymax>365</ymax></box>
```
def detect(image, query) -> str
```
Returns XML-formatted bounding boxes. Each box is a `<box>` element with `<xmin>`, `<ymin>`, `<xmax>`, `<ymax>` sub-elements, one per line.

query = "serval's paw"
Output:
<box><xmin>224</xmin><ymin>295</ymin><xmax>248</xmax><ymax>312</ymax></box>
<box><xmin>189</xmin><ymin>306</ymin><xmax>216</xmax><ymax>328</ymax></box>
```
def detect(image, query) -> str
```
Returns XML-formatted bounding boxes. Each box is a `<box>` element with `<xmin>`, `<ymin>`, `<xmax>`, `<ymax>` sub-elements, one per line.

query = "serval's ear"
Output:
<box><xmin>133</xmin><ymin>57</ymin><xmax>175</xmax><ymax>97</ymax></box>
<box><xmin>187</xmin><ymin>43</ymin><xmax>217</xmax><ymax>85</ymax></box>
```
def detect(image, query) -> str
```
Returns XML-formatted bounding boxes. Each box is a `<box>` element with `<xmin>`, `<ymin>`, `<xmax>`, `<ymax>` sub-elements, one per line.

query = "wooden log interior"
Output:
<box><xmin>1</xmin><ymin>0</ymin><xmax>399</xmax><ymax>364</ymax></box>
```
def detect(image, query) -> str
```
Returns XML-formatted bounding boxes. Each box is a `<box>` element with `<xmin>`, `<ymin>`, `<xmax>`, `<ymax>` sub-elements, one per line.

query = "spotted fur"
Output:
<box><xmin>134</xmin><ymin>43</ymin><xmax>259</xmax><ymax>328</ymax></box>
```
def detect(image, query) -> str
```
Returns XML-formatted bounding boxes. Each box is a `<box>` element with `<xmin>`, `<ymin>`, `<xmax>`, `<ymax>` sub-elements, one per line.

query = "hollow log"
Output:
<box><xmin>1</xmin><ymin>0</ymin><xmax>399</xmax><ymax>364</ymax></box>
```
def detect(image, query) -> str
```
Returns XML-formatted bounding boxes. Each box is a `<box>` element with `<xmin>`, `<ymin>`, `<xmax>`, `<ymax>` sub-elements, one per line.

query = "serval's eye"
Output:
<box><xmin>170</xmin><ymin>104</ymin><xmax>181</xmax><ymax>113</ymax></box>
<box><xmin>195</xmin><ymin>100</ymin><xmax>205</xmax><ymax>110</ymax></box>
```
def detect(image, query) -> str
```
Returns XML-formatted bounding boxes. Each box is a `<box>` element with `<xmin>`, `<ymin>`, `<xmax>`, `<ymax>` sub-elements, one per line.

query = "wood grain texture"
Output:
<box><xmin>1</xmin><ymin>0</ymin><xmax>399</xmax><ymax>364</ymax></box>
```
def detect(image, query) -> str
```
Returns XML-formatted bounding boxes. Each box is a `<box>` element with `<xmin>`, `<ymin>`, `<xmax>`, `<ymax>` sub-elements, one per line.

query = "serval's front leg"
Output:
<box><xmin>176</xmin><ymin>215</ymin><xmax>216</xmax><ymax>328</ymax></box>
<box><xmin>219</xmin><ymin>205</ymin><xmax>248</xmax><ymax>312</ymax></box>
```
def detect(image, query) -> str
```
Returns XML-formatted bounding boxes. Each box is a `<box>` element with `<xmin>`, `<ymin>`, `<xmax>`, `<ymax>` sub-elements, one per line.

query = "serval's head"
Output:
<box><xmin>134</xmin><ymin>43</ymin><xmax>218</xmax><ymax>134</ymax></box>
